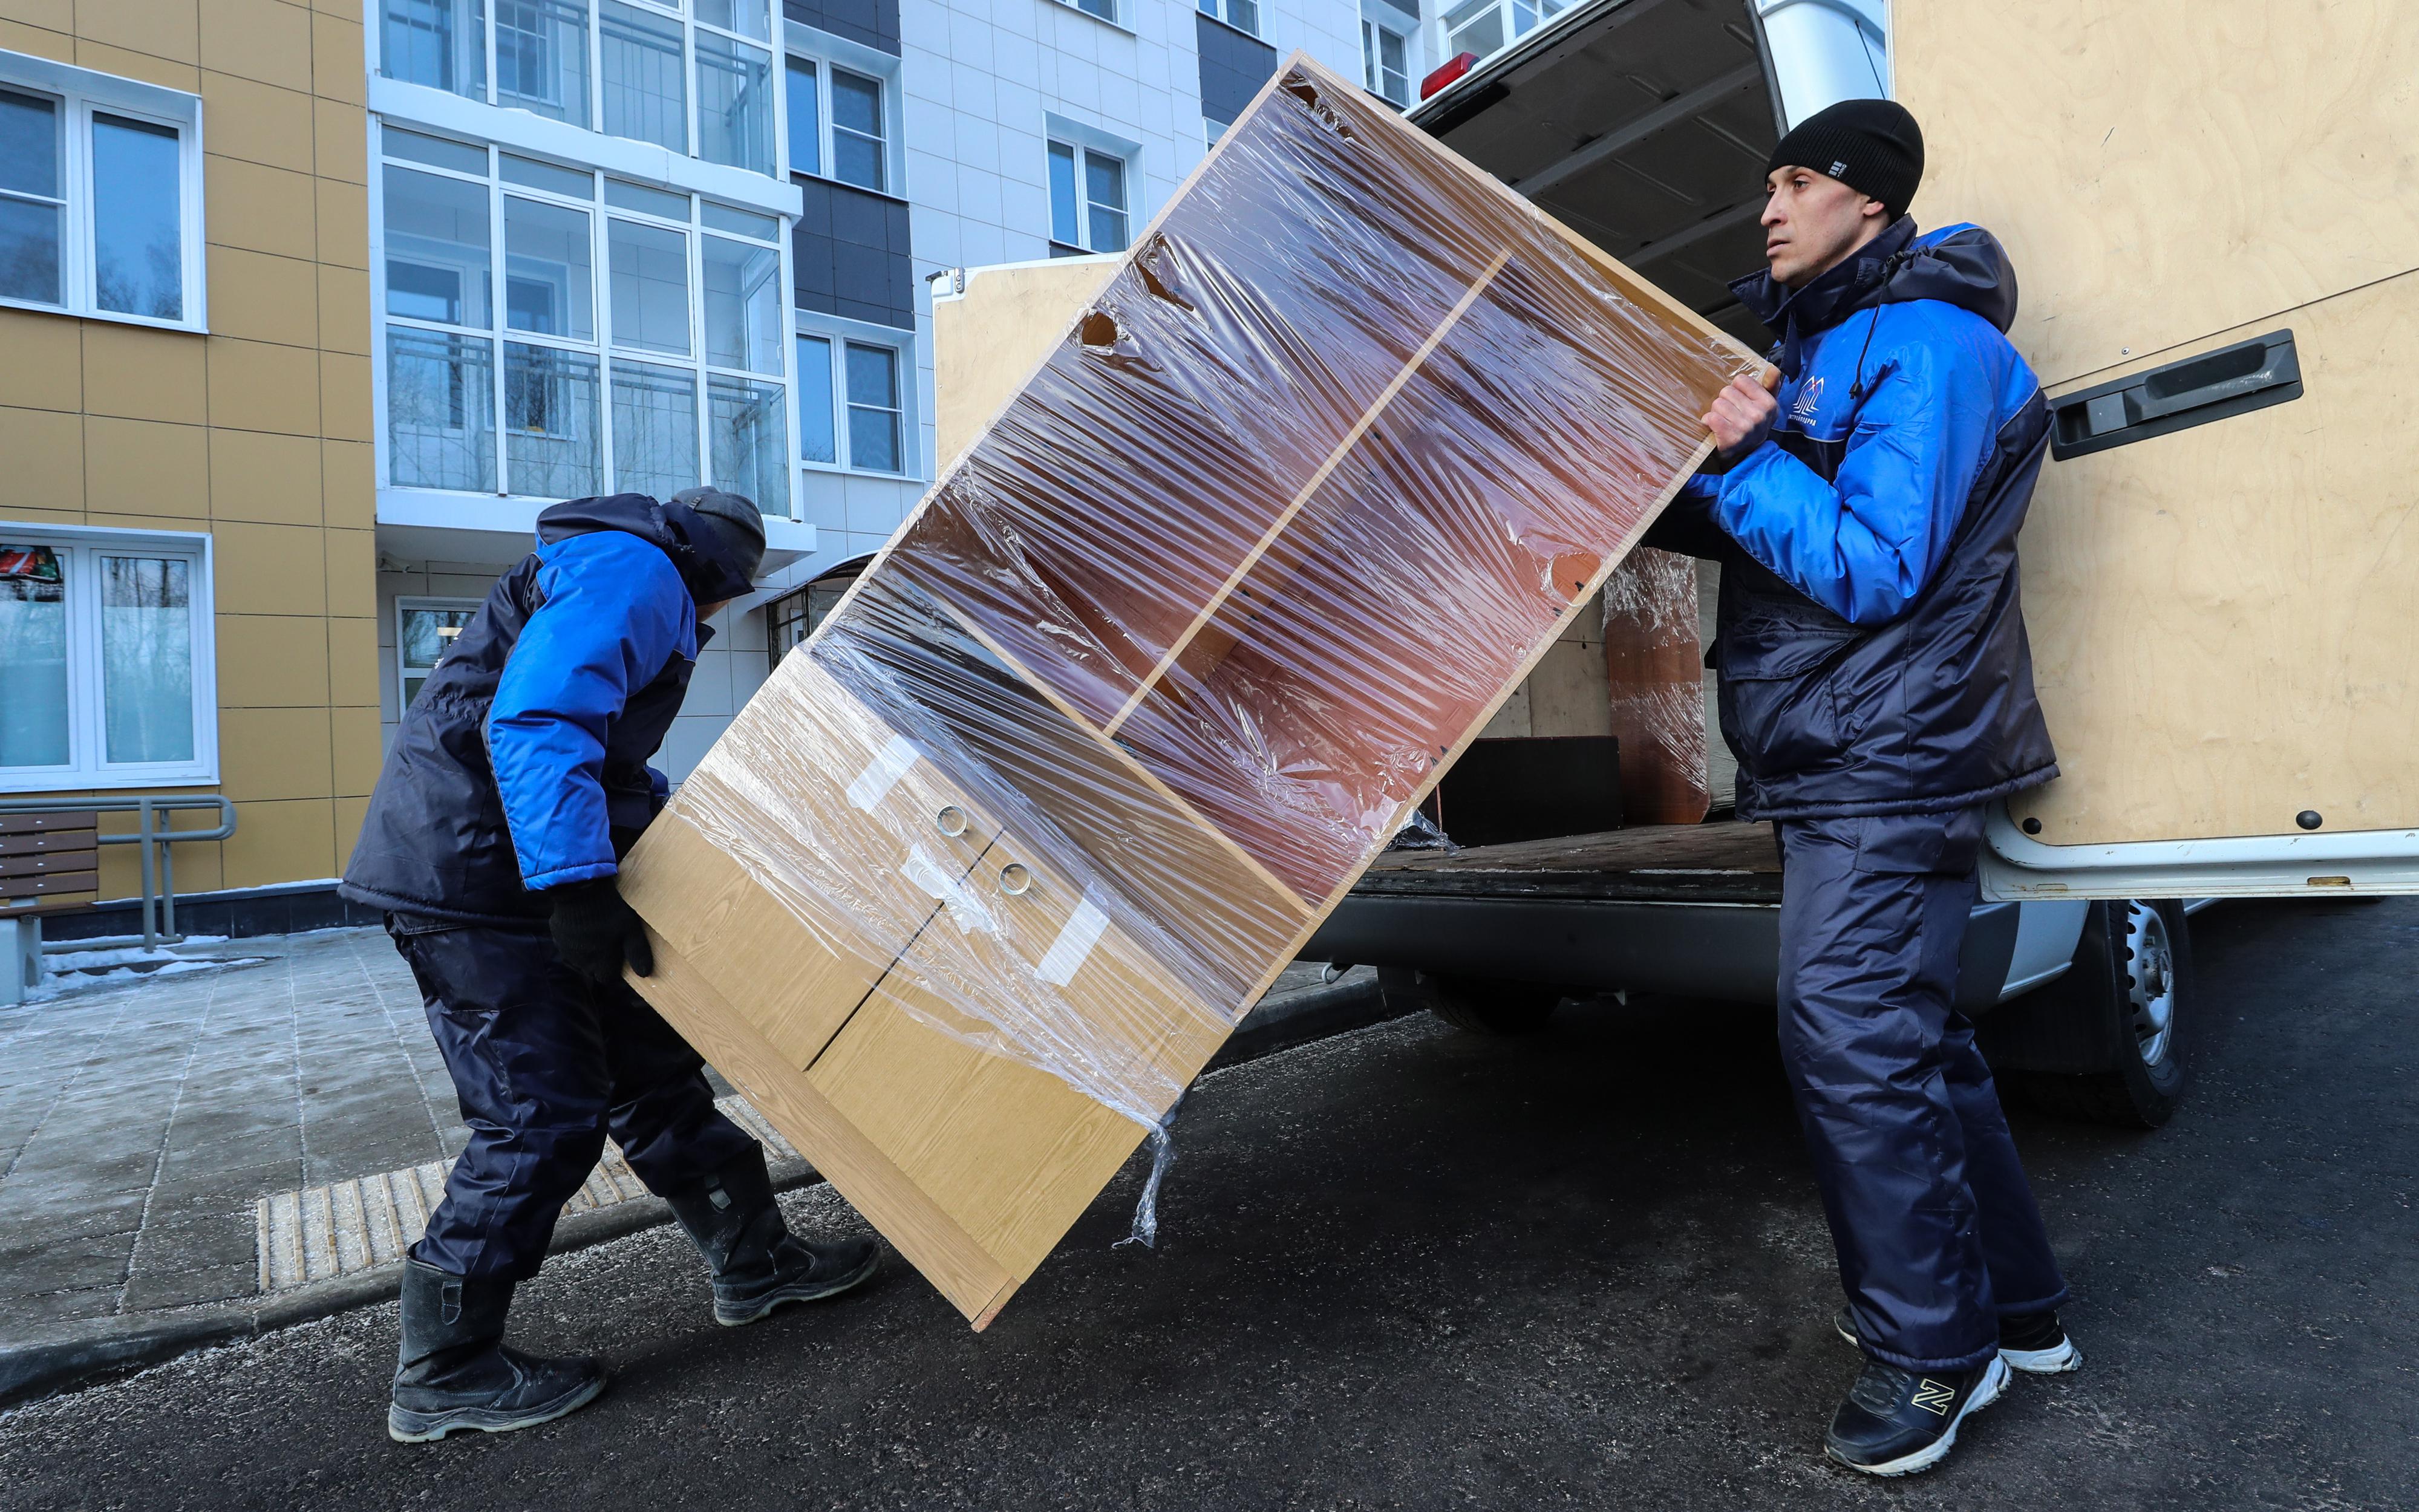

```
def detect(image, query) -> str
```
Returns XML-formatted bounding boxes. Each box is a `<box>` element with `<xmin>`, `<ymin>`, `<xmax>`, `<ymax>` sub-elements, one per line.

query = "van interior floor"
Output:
<box><xmin>1358</xmin><ymin>821</ymin><xmax>1782</xmax><ymax>904</ymax></box>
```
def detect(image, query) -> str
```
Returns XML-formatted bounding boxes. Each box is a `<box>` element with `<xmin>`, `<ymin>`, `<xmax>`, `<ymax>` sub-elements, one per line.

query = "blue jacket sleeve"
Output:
<box><xmin>1700</xmin><ymin>334</ymin><xmax>2005</xmax><ymax>624</ymax></box>
<box><xmin>486</xmin><ymin>533</ymin><xmax>694</xmax><ymax>891</ymax></box>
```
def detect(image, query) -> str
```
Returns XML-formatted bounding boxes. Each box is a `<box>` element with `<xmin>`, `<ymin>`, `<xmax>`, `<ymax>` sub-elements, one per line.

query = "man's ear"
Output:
<box><xmin>1862</xmin><ymin>196</ymin><xmax>1892</xmax><ymax>221</ymax></box>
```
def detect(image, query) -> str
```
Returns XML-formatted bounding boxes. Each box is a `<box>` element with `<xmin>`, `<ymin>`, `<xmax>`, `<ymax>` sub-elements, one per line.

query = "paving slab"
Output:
<box><xmin>0</xmin><ymin>925</ymin><xmax>1391</xmax><ymax>1407</ymax></box>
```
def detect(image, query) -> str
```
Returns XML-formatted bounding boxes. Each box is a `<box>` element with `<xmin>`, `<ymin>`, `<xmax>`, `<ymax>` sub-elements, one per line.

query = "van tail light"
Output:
<box><xmin>1420</xmin><ymin>51</ymin><xmax>1479</xmax><ymax>100</ymax></box>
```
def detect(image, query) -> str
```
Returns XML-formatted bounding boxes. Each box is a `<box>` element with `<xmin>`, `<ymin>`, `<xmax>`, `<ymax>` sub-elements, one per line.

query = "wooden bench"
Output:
<box><xmin>3</xmin><ymin>810</ymin><xmax>96</xmax><ymax>1004</ymax></box>
<box><xmin>1</xmin><ymin>810</ymin><xmax>100</xmax><ymax>917</ymax></box>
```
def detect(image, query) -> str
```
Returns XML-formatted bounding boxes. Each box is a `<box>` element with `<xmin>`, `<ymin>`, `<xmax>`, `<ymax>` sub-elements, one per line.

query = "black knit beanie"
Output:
<box><xmin>1766</xmin><ymin>98</ymin><xmax>1924</xmax><ymax>220</ymax></box>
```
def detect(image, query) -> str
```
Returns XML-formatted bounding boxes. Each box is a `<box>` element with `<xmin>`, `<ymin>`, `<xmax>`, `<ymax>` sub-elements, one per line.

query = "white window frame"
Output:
<box><xmin>1196</xmin><ymin>0</ymin><xmax>1262</xmax><ymax>41</ymax></box>
<box><xmin>370</xmin><ymin>124</ymin><xmax>800</xmax><ymax>516</ymax></box>
<box><xmin>0</xmin><ymin>521</ymin><xmax>217</xmax><ymax>792</ymax></box>
<box><xmin>1434</xmin><ymin>0</ymin><xmax>1575</xmax><ymax>73</ymax></box>
<box><xmin>1043</xmin><ymin>119</ymin><xmax>1139</xmax><ymax>257</ymax></box>
<box><xmin>0</xmin><ymin>50</ymin><xmax>207</xmax><ymax>333</ymax></box>
<box><xmin>793</xmin><ymin>311</ymin><xmax>916</xmax><ymax>482</ymax></box>
<box><xmin>374</xmin><ymin>1</ymin><xmax>782</xmax><ymax>178</ymax></box>
<box><xmin>781</xmin><ymin>25</ymin><xmax>907</xmax><ymax>200</ymax></box>
<box><xmin>1361</xmin><ymin>17</ymin><xmax>1412</xmax><ymax>107</ymax></box>
<box><xmin>1048</xmin><ymin>0</ymin><xmax>1126</xmax><ymax>30</ymax></box>
<box><xmin>395</xmin><ymin>595</ymin><xmax>483</xmax><ymax>711</ymax></box>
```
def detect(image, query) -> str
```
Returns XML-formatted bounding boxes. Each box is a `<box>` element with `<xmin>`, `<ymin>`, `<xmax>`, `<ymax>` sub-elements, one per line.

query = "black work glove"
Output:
<box><xmin>547</xmin><ymin>877</ymin><xmax>655</xmax><ymax>984</ymax></box>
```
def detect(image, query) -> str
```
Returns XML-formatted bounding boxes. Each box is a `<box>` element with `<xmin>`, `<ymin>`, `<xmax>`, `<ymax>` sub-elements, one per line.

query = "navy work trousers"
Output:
<box><xmin>1775</xmin><ymin>807</ymin><xmax>2068</xmax><ymax>1373</ymax></box>
<box><xmin>390</xmin><ymin>918</ymin><xmax>757</xmax><ymax>1280</ymax></box>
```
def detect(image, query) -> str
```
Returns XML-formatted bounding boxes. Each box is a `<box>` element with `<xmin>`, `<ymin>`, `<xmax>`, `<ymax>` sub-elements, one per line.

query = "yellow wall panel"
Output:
<box><xmin>308</xmin><ymin>10</ymin><xmax>363</xmax><ymax>105</ymax></box>
<box><xmin>207</xmin><ymin>336</ymin><xmax>320</xmax><ymax>436</ymax></box>
<box><xmin>314</xmin><ymin>177</ymin><xmax>367</xmax><ymax>269</ymax></box>
<box><xmin>204</xmin><ymin>246</ymin><xmax>319</xmax><ymax>349</ymax></box>
<box><xmin>220</xmin><ymin>797</ymin><xmax>337</xmax><ymax>888</ymax></box>
<box><xmin>311</xmin><ymin>96</ymin><xmax>365</xmax><ymax>183</ymax></box>
<box><xmin>0</xmin><ymin>405</ymin><xmax>83</xmax><ymax>513</ymax></box>
<box><xmin>213</xmin><ymin>520</ymin><xmax>329</xmax><ymax>614</ymax></box>
<box><xmin>322</xmin><ymin>526</ymin><xmax>374</xmax><ymax>614</ymax></box>
<box><xmin>198</xmin><ymin>0</ymin><xmax>311</xmax><ymax>92</ymax></box>
<box><xmin>83</xmin><ymin>511</ymin><xmax>215</xmax><ymax>535</ymax></box>
<box><xmin>73</xmin><ymin>39</ymin><xmax>199</xmax><ymax>91</ymax></box>
<box><xmin>82</xmin><ymin>324</ymin><xmax>206</xmax><ymax>425</ymax></box>
<box><xmin>320</xmin><ymin>438</ymin><xmax>373</xmax><ymax>529</ymax></box>
<box><xmin>69</xmin><ymin>0</ymin><xmax>195</xmax><ymax>65</ymax></box>
<box><xmin>219</xmin><ymin>705</ymin><xmax>335</xmax><ymax>800</ymax></box>
<box><xmin>85</xmin><ymin>416</ymin><xmax>208</xmax><ymax>518</ymax></box>
<box><xmin>0</xmin><ymin>17</ymin><xmax>71</xmax><ymax>61</ymax></box>
<box><xmin>333</xmin><ymin>795</ymin><xmax>368</xmax><ymax>872</ymax></box>
<box><xmin>318</xmin><ymin>350</ymin><xmax>371</xmax><ymax>440</ymax></box>
<box><xmin>217</xmin><ymin>613</ymin><xmax>331</xmax><ymax>706</ymax></box>
<box><xmin>315</xmin><ymin>264</ymin><xmax>370</xmax><ymax>354</ymax></box>
<box><xmin>329</xmin><ymin>703</ymin><xmax>383</xmax><ymax>796</ymax></box>
<box><xmin>327</xmin><ymin>614</ymin><xmax>380</xmax><ymax>705</ymax></box>
<box><xmin>209</xmin><ymin>427</ymin><xmax>322</xmax><ymax>525</ymax></box>
<box><xmin>0</xmin><ymin>309</ymin><xmax>80</xmax><ymax>412</ymax></box>
<box><xmin>0</xmin><ymin>1</ymin><xmax>72</xmax><ymax>35</ymax></box>
<box><xmin>198</xmin><ymin>70</ymin><xmax>313</xmax><ymax>174</ymax></box>
<box><xmin>204</xmin><ymin>156</ymin><xmax>316</xmax><ymax>261</ymax></box>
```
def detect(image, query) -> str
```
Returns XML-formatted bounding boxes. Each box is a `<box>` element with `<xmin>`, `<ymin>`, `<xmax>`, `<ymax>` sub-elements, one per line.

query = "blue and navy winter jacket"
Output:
<box><xmin>1645</xmin><ymin>217</ymin><xmax>2058</xmax><ymax>821</ymax></box>
<box><xmin>341</xmin><ymin>494</ymin><xmax>756</xmax><ymax>925</ymax></box>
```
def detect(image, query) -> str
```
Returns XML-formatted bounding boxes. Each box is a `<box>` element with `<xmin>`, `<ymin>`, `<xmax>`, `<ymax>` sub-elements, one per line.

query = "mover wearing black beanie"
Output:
<box><xmin>1766</xmin><ymin>97</ymin><xmax>1925</xmax><ymax>220</ymax></box>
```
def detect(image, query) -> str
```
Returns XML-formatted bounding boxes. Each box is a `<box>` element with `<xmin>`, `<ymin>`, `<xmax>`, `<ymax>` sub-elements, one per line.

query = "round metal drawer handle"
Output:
<box><xmin>933</xmin><ymin>804</ymin><xmax>968</xmax><ymax>838</ymax></box>
<box><xmin>996</xmin><ymin>862</ymin><xmax>1032</xmax><ymax>896</ymax></box>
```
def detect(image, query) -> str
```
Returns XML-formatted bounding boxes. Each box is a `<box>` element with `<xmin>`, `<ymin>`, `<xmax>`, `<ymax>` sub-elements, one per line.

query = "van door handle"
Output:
<box><xmin>2050</xmin><ymin>330</ymin><xmax>2302</xmax><ymax>460</ymax></box>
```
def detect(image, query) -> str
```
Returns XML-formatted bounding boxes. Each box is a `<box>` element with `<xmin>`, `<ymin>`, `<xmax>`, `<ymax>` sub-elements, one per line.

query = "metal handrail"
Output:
<box><xmin>0</xmin><ymin>795</ymin><xmax>238</xmax><ymax>950</ymax></box>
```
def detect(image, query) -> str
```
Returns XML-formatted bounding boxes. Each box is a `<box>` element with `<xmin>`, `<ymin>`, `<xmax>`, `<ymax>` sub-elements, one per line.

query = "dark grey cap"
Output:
<box><xmin>670</xmin><ymin>486</ymin><xmax>766</xmax><ymax>587</ymax></box>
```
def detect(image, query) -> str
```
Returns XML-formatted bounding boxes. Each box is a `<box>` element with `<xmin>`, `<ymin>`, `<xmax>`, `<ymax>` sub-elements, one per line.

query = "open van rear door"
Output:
<box><xmin>1420</xmin><ymin>0</ymin><xmax>2419</xmax><ymax>901</ymax></box>
<box><xmin>1899</xmin><ymin>0</ymin><xmax>2419</xmax><ymax>899</ymax></box>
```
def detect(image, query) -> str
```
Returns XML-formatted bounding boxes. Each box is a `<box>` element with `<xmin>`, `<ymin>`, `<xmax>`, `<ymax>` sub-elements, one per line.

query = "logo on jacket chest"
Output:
<box><xmin>1789</xmin><ymin>375</ymin><xmax>1824</xmax><ymax>422</ymax></box>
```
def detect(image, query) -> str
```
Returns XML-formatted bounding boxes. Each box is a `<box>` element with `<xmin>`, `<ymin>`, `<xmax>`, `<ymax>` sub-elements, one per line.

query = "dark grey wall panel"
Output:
<box><xmin>792</xmin><ymin>176</ymin><xmax>915</xmax><ymax>330</ymax></box>
<box><xmin>784</xmin><ymin>0</ymin><xmax>899</xmax><ymax>55</ymax></box>
<box><xmin>1196</xmin><ymin>13</ymin><xmax>1278</xmax><ymax>126</ymax></box>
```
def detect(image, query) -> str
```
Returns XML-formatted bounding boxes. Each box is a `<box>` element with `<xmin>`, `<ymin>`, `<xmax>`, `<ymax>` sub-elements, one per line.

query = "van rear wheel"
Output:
<box><xmin>1376</xmin><ymin>966</ymin><xmax>1561</xmax><ymax>1036</ymax></box>
<box><xmin>2006</xmin><ymin>899</ymin><xmax>2193</xmax><ymax>1129</ymax></box>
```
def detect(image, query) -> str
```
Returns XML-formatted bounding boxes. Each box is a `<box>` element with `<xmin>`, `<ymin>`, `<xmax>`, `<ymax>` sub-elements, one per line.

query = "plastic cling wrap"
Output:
<box><xmin>1603</xmin><ymin>548</ymin><xmax>1713</xmax><ymax>826</ymax></box>
<box><xmin>622</xmin><ymin>56</ymin><xmax>1762</xmax><ymax>1321</ymax></box>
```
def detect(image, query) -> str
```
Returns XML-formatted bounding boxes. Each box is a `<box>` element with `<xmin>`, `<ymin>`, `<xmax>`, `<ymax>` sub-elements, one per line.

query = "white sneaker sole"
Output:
<box><xmin>1828</xmin><ymin>1355</ymin><xmax>2011</xmax><ymax>1478</ymax></box>
<box><xmin>2001</xmin><ymin>1337</ymin><xmax>2083</xmax><ymax>1374</ymax></box>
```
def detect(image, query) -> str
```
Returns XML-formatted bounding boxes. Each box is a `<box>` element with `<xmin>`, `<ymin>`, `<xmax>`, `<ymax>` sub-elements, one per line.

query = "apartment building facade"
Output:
<box><xmin>0</xmin><ymin>0</ymin><xmax>378</xmax><ymax>908</ymax></box>
<box><xmin>2</xmin><ymin>0</ymin><xmax>1436</xmax><ymax>911</ymax></box>
<box><xmin>365</xmin><ymin>0</ymin><xmax>1434</xmax><ymax>781</ymax></box>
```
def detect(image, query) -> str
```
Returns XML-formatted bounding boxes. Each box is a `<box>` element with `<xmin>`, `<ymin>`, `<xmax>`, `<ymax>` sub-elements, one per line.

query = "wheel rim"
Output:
<box><xmin>2122</xmin><ymin>902</ymin><xmax>2177</xmax><ymax>1067</ymax></box>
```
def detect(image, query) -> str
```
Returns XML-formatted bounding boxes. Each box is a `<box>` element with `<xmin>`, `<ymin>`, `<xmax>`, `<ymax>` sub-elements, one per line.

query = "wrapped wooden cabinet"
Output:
<box><xmin>620</xmin><ymin>54</ymin><xmax>1763</xmax><ymax>1326</ymax></box>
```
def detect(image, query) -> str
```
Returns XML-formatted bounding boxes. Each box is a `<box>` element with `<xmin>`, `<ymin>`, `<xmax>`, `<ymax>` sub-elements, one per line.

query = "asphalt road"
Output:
<box><xmin>5</xmin><ymin>896</ymin><xmax>2414</xmax><ymax>1511</ymax></box>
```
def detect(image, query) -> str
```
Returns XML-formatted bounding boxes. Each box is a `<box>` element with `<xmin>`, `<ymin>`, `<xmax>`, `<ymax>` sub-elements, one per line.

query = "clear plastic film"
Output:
<box><xmin>655</xmin><ymin>59</ymin><xmax>1758</xmax><ymax>1136</ymax></box>
<box><xmin>1602</xmin><ymin>547</ymin><xmax>1714</xmax><ymax>826</ymax></box>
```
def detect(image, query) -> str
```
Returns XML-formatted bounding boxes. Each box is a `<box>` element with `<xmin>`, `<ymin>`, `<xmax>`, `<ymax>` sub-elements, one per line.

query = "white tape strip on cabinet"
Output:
<box><xmin>1036</xmin><ymin>896</ymin><xmax>1109</xmax><ymax>986</ymax></box>
<box><xmin>845</xmin><ymin>734</ymin><xmax>919</xmax><ymax>810</ymax></box>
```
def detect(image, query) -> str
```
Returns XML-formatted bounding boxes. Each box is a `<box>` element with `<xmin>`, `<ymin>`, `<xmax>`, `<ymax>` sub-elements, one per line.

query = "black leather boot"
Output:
<box><xmin>388</xmin><ymin>1259</ymin><xmax>608</xmax><ymax>1443</ymax></box>
<box><xmin>664</xmin><ymin>1150</ymin><xmax>880</xmax><ymax>1326</ymax></box>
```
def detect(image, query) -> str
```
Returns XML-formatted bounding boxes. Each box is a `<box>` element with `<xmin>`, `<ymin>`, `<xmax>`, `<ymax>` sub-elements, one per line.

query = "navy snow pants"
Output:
<box><xmin>1775</xmin><ymin>807</ymin><xmax>2068</xmax><ymax>1373</ymax></box>
<box><xmin>389</xmin><ymin>918</ymin><xmax>758</xmax><ymax>1280</ymax></box>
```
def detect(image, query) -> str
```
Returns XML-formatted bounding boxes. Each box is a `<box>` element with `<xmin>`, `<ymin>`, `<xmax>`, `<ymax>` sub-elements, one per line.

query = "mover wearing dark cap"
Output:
<box><xmin>342</xmin><ymin>489</ymin><xmax>878</xmax><ymax>1443</ymax></box>
<box><xmin>1645</xmin><ymin>97</ymin><xmax>2074</xmax><ymax>1478</ymax></box>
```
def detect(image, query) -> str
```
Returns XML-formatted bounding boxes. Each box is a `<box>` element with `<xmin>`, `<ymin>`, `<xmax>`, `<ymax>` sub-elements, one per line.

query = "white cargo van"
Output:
<box><xmin>935</xmin><ymin>0</ymin><xmax>2418</xmax><ymax>1128</ymax></box>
